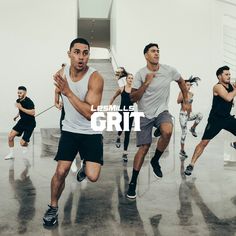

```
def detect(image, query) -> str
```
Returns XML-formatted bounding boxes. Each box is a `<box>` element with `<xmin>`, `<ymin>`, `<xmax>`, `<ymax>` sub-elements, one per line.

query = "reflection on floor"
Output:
<box><xmin>0</xmin><ymin>130</ymin><xmax>235</xmax><ymax>236</ymax></box>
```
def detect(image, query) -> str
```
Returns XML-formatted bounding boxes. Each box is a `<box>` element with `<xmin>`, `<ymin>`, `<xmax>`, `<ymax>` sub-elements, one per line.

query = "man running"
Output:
<box><xmin>43</xmin><ymin>38</ymin><xmax>104</xmax><ymax>227</ymax></box>
<box><xmin>4</xmin><ymin>86</ymin><xmax>36</xmax><ymax>161</ymax></box>
<box><xmin>126</xmin><ymin>43</ymin><xmax>190</xmax><ymax>199</ymax></box>
<box><xmin>185</xmin><ymin>66</ymin><xmax>236</xmax><ymax>175</ymax></box>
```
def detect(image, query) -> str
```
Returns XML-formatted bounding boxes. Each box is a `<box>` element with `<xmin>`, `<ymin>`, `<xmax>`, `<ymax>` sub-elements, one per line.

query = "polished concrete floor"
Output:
<box><xmin>0</xmin><ymin>130</ymin><xmax>236</xmax><ymax>236</ymax></box>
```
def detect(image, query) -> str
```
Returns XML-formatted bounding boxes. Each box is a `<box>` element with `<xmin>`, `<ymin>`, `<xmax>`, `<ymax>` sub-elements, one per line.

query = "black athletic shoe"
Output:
<box><xmin>126</xmin><ymin>183</ymin><xmax>136</xmax><ymax>199</ymax></box>
<box><xmin>179</xmin><ymin>150</ymin><xmax>188</xmax><ymax>160</ymax></box>
<box><xmin>122</xmin><ymin>154</ymin><xmax>128</xmax><ymax>162</ymax></box>
<box><xmin>77</xmin><ymin>163</ymin><xmax>86</xmax><ymax>182</ymax></box>
<box><xmin>230</xmin><ymin>142</ymin><xmax>236</xmax><ymax>150</ymax></box>
<box><xmin>115</xmin><ymin>137</ymin><xmax>121</xmax><ymax>148</ymax></box>
<box><xmin>151</xmin><ymin>160</ymin><xmax>163</xmax><ymax>178</ymax></box>
<box><xmin>184</xmin><ymin>164</ymin><xmax>194</xmax><ymax>176</ymax></box>
<box><xmin>154</xmin><ymin>128</ymin><xmax>161</xmax><ymax>137</ymax></box>
<box><xmin>43</xmin><ymin>205</ymin><xmax>58</xmax><ymax>227</ymax></box>
<box><xmin>189</xmin><ymin>127</ymin><xmax>197</xmax><ymax>137</ymax></box>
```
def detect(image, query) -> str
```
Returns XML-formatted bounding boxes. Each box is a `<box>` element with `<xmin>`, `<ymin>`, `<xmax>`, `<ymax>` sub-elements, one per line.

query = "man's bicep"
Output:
<box><xmin>214</xmin><ymin>85</ymin><xmax>228</xmax><ymax>99</ymax></box>
<box><xmin>86</xmin><ymin>75</ymin><xmax>104</xmax><ymax>107</ymax></box>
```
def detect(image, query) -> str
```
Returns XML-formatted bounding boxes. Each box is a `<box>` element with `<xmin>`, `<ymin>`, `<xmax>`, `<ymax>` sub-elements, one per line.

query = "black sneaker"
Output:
<box><xmin>179</xmin><ymin>150</ymin><xmax>188</xmax><ymax>160</ymax></box>
<box><xmin>116</xmin><ymin>137</ymin><xmax>121</xmax><ymax>148</ymax></box>
<box><xmin>154</xmin><ymin>128</ymin><xmax>161</xmax><ymax>137</ymax></box>
<box><xmin>189</xmin><ymin>127</ymin><xmax>197</xmax><ymax>137</ymax></box>
<box><xmin>43</xmin><ymin>205</ymin><xmax>58</xmax><ymax>227</ymax></box>
<box><xmin>151</xmin><ymin>159</ymin><xmax>163</xmax><ymax>178</ymax></box>
<box><xmin>230</xmin><ymin>142</ymin><xmax>236</xmax><ymax>150</ymax></box>
<box><xmin>184</xmin><ymin>164</ymin><xmax>194</xmax><ymax>176</ymax></box>
<box><xmin>77</xmin><ymin>163</ymin><xmax>86</xmax><ymax>182</ymax></box>
<box><xmin>126</xmin><ymin>183</ymin><xmax>136</xmax><ymax>199</ymax></box>
<box><xmin>122</xmin><ymin>154</ymin><xmax>128</xmax><ymax>162</ymax></box>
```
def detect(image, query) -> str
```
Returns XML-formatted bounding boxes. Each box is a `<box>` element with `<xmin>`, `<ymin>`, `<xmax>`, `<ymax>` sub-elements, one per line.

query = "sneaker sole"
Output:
<box><xmin>153</xmin><ymin>172</ymin><xmax>163</xmax><ymax>179</ymax></box>
<box><xmin>126</xmin><ymin>194</ymin><xmax>136</xmax><ymax>199</ymax></box>
<box><xmin>43</xmin><ymin>218</ymin><xmax>58</xmax><ymax>227</ymax></box>
<box><xmin>230</xmin><ymin>143</ymin><xmax>236</xmax><ymax>149</ymax></box>
<box><xmin>4</xmin><ymin>157</ymin><xmax>14</xmax><ymax>160</ymax></box>
<box><xmin>77</xmin><ymin>176</ymin><xmax>86</xmax><ymax>182</ymax></box>
<box><xmin>184</xmin><ymin>171</ymin><xmax>192</xmax><ymax>176</ymax></box>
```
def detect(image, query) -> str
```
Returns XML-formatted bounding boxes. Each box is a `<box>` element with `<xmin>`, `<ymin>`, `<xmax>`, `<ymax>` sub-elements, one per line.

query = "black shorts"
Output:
<box><xmin>202</xmin><ymin>115</ymin><xmax>236</xmax><ymax>140</ymax></box>
<box><xmin>54</xmin><ymin>131</ymin><xmax>103</xmax><ymax>165</ymax></box>
<box><xmin>13</xmin><ymin>119</ymin><xmax>36</xmax><ymax>143</ymax></box>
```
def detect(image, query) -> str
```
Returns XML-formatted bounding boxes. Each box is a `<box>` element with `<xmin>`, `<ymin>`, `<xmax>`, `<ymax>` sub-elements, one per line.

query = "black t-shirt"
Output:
<box><xmin>16</xmin><ymin>97</ymin><xmax>35</xmax><ymax>123</ymax></box>
<box><xmin>209</xmin><ymin>83</ymin><xmax>234</xmax><ymax>119</ymax></box>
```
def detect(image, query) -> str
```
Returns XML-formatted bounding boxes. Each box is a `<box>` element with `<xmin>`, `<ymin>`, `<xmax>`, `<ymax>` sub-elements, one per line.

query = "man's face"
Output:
<box><xmin>219</xmin><ymin>70</ymin><xmax>231</xmax><ymax>84</ymax></box>
<box><xmin>145</xmin><ymin>46</ymin><xmax>160</xmax><ymax>65</ymax></box>
<box><xmin>17</xmin><ymin>90</ymin><xmax>26</xmax><ymax>100</ymax></box>
<box><xmin>68</xmin><ymin>43</ymin><xmax>90</xmax><ymax>71</ymax></box>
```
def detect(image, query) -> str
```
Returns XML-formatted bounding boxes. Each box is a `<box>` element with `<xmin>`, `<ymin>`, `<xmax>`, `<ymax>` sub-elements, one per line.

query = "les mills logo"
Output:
<box><xmin>90</xmin><ymin>105</ymin><xmax>145</xmax><ymax>131</ymax></box>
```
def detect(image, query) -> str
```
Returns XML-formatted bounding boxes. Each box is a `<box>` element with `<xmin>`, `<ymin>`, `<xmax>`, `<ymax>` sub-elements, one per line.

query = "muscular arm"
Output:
<box><xmin>214</xmin><ymin>84</ymin><xmax>236</xmax><ymax>102</ymax></box>
<box><xmin>55</xmin><ymin>88</ymin><xmax>60</xmax><ymax>105</ymax></box>
<box><xmin>130</xmin><ymin>84</ymin><xmax>148</xmax><ymax>102</ymax></box>
<box><xmin>109</xmin><ymin>88</ymin><xmax>122</xmax><ymax>105</ymax></box>
<box><xmin>18</xmin><ymin>107</ymin><xmax>35</xmax><ymax>116</ymax></box>
<box><xmin>177</xmin><ymin>77</ymin><xmax>188</xmax><ymax>102</ymax></box>
<box><xmin>54</xmin><ymin>71</ymin><xmax>104</xmax><ymax>120</ymax></box>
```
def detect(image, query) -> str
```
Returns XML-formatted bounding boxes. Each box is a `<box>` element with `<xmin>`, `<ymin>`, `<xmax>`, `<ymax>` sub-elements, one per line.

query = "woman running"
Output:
<box><xmin>177</xmin><ymin>76</ymin><xmax>203</xmax><ymax>159</ymax></box>
<box><xmin>110</xmin><ymin>71</ymin><xmax>134</xmax><ymax>162</ymax></box>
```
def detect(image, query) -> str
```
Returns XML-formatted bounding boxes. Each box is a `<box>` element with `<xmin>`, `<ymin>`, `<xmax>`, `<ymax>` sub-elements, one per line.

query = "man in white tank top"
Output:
<box><xmin>43</xmin><ymin>38</ymin><xmax>104</xmax><ymax>227</ymax></box>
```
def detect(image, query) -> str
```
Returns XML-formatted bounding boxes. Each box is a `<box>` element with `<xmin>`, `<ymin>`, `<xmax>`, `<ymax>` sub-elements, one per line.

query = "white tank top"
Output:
<box><xmin>61</xmin><ymin>65</ymin><xmax>101</xmax><ymax>134</ymax></box>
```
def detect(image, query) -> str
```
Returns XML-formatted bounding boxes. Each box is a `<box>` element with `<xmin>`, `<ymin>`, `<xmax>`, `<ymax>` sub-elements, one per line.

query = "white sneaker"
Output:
<box><xmin>4</xmin><ymin>153</ymin><xmax>14</xmax><ymax>160</ymax></box>
<box><xmin>70</xmin><ymin>160</ymin><xmax>77</xmax><ymax>173</ymax></box>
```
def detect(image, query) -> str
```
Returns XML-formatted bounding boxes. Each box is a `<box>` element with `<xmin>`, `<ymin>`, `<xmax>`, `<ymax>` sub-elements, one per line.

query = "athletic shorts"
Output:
<box><xmin>13</xmin><ymin>119</ymin><xmax>36</xmax><ymax>143</ymax></box>
<box><xmin>136</xmin><ymin>110</ymin><xmax>173</xmax><ymax>147</ymax></box>
<box><xmin>202</xmin><ymin>115</ymin><xmax>236</xmax><ymax>140</ymax></box>
<box><xmin>54</xmin><ymin>131</ymin><xmax>103</xmax><ymax>165</ymax></box>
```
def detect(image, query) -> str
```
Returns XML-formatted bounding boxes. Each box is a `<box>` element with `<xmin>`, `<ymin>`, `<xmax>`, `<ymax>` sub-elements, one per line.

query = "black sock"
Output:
<box><xmin>151</xmin><ymin>149</ymin><xmax>163</xmax><ymax>166</ymax></box>
<box><xmin>130</xmin><ymin>169</ymin><xmax>139</xmax><ymax>185</ymax></box>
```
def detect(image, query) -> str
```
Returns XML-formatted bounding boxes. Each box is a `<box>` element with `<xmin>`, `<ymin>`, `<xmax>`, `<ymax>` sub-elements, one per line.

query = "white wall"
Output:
<box><xmin>110</xmin><ymin>0</ymin><xmax>236</xmax><ymax>131</ymax></box>
<box><xmin>0</xmin><ymin>0</ymin><xmax>77</xmax><ymax>132</ymax></box>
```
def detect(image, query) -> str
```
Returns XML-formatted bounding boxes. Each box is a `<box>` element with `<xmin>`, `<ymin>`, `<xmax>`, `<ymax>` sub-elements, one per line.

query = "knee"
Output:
<box><xmin>139</xmin><ymin>144</ymin><xmax>150</xmax><ymax>156</ymax></box>
<box><xmin>55</xmin><ymin>168</ymin><xmax>69</xmax><ymax>180</ymax></box>
<box><xmin>86</xmin><ymin>172</ymin><xmax>99</xmax><ymax>182</ymax></box>
<box><xmin>199</xmin><ymin>140</ymin><xmax>209</xmax><ymax>148</ymax></box>
<box><xmin>8</xmin><ymin>134</ymin><xmax>14</xmax><ymax>142</ymax></box>
<box><xmin>161</xmin><ymin>129</ymin><xmax>173</xmax><ymax>140</ymax></box>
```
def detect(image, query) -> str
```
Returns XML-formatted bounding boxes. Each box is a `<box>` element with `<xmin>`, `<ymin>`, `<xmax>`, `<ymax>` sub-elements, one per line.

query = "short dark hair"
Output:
<box><xmin>69</xmin><ymin>37</ymin><xmax>90</xmax><ymax>51</ymax></box>
<box><xmin>143</xmin><ymin>43</ymin><xmax>159</xmax><ymax>54</ymax></box>
<box><xmin>18</xmin><ymin>86</ymin><xmax>27</xmax><ymax>91</ymax></box>
<box><xmin>216</xmin><ymin>66</ymin><xmax>230</xmax><ymax>78</ymax></box>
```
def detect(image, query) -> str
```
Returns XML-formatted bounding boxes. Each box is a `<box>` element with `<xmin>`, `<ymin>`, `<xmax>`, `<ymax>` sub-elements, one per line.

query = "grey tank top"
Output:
<box><xmin>61</xmin><ymin>65</ymin><xmax>101</xmax><ymax>134</ymax></box>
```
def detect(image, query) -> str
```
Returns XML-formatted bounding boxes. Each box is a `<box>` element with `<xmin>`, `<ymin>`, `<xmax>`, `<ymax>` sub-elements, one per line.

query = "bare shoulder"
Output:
<box><xmin>89</xmin><ymin>71</ymin><xmax>104</xmax><ymax>89</ymax></box>
<box><xmin>90</xmin><ymin>71</ymin><xmax>104</xmax><ymax>82</ymax></box>
<box><xmin>213</xmin><ymin>83</ymin><xmax>222</xmax><ymax>91</ymax></box>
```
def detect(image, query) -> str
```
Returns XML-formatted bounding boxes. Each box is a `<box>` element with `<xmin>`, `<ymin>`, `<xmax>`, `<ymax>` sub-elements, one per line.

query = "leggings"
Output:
<box><xmin>179</xmin><ymin>111</ymin><xmax>203</xmax><ymax>145</ymax></box>
<box><xmin>118</xmin><ymin>112</ymin><xmax>134</xmax><ymax>151</ymax></box>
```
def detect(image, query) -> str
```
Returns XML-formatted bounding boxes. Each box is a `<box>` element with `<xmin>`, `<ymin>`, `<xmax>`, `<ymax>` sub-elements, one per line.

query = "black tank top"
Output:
<box><xmin>120</xmin><ymin>89</ymin><xmax>133</xmax><ymax>110</ymax></box>
<box><xmin>209</xmin><ymin>83</ymin><xmax>234</xmax><ymax>118</ymax></box>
